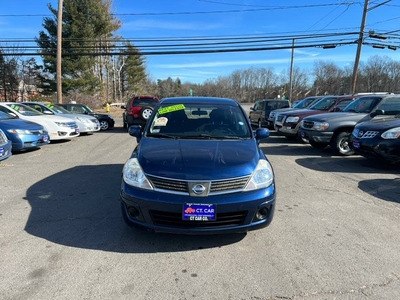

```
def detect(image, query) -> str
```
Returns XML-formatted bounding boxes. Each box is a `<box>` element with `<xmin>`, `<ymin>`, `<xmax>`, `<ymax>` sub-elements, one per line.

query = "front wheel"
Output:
<box><xmin>100</xmin><ymin>120</ymin><xmax>109</xmax><ymax>131</ymax></box>
<box><xmin>330</xmin><ymin>132</ymin><xmax>354</xmax><ymax>156</ymax></box>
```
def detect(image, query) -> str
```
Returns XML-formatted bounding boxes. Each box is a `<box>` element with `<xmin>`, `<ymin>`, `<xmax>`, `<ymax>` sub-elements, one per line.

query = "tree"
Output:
<box><xmin>36</xmin><ymin>0</ymin><xmax>121</xmax><ymax>94</ymax></box>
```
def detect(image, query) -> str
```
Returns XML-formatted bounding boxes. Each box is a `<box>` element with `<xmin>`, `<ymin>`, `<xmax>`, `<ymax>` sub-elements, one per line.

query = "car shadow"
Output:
<box><xmin>358</xmin><ymin>178</ymin><xmax>400</xmax><ymax>204</ymax></box>
<box><xmin>295</xmin><ymin>156</ymin><xmax>400</xmax><ymax>175</ymax></box>
<box><xmin>23</xmin><ymin>164</ymin><xmax>245</xmax><ymax>253</ymax></box>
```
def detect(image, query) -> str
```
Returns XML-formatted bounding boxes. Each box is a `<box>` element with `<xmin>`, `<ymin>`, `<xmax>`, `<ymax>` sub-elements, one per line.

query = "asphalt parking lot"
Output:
<box><xmin>1</xmin><ymin>125</ymin><xmax>399</xmax><ymax>300</ymax></box>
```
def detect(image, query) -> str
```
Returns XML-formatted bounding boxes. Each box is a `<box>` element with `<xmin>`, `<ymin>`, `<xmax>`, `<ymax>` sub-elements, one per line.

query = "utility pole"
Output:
<box><xmin>351</xmin><ymin>0</ymin><xmax>369</xmax><ymax>94</ymax></box>
<box><xmin>289</xmin><ymin>39</ymin><xmax>295</xmax><ymax>102</ymax></box>
<box><xmin>57</xmin><ymin>0</ymin><xmax>63</xmax><ymax>104</ymax></box>
<box><xmin>351</xmin><ymin>0</ymin><xmax>391</xmax><ymax>94</ymax></box>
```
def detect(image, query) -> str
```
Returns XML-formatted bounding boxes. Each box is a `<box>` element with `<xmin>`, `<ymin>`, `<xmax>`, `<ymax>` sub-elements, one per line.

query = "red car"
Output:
<box><xmin>123</xmin><ymin>95</ymin><xmax>160</xmax><ymax>129</ymax></box>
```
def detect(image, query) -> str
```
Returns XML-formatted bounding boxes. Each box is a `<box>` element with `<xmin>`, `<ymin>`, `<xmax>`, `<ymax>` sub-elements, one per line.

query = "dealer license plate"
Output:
<box><xmin>183</xmin><ymin>203</ymin><xmax>216</xmax><ymax>221</ymax></box>
<box><xmin>353</xmin><ymin>140</ymin><xmax>360</xmax><ymax>148</ymax></box>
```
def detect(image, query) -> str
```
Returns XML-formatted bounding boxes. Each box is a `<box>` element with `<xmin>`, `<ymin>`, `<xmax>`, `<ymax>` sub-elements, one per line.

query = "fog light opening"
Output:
<box><xmin>128</xmin><ymin>206</ymin><xmax>141</xmax><ymax>219</ymax></box>
<box><xmin>256</xmin><ymin>207</ymin><xmax>269</xmax><ymax>220</ymax></box>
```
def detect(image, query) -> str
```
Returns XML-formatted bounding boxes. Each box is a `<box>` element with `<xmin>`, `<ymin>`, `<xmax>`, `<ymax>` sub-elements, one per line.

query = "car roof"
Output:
<box><xmin>160</xmin><ymin>97</ymin><xmax>240</xmax><ymax>106</ymax></box>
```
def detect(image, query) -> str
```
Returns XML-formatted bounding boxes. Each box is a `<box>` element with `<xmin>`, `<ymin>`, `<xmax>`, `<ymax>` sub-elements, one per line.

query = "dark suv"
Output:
<box><xmin>123</xmin><ymin>95</ymin><xmax>160</xmax><ymax>129</ymax></box>
<box><xmin>58</xmin><ymin>103</ymin><xmax>115</xmax><ymax>131</ymax></box>
<box><xmin>249</xmin><ymin>99</ymin><xmax>290</xmax><ymax>128</ymax></box>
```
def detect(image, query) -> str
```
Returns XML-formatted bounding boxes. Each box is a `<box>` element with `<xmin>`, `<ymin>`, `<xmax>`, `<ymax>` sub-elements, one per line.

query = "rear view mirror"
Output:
<box><xmin>192</xmin><ymin>110</ymin><xmax>207</xmax><ymax>116</ymax></box>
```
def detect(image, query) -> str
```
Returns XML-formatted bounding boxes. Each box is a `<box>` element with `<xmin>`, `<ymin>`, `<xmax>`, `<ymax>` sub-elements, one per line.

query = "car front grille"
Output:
<box><xmin>147</xmin><ymin>175</ymin><xmax>251</xmax><ymax>195</ymax></box>
<box><xmin>275</xmin><ymin>115</ymin><xmax>286</xmax><ymax>124</ymax></box>
<box><xmin>149</xmin><ymin>210</ymin><xmax>248</xmax><ymax>228</ymax></box>
<box><xmin>302</xmin><ymin>120</ymin><xmax>314</xmax><ymax>129</ymax></box>
<box><xmin>353</xmin><ymin>129</ymin><xmax>379</xmax><ymax>139</ymax></box>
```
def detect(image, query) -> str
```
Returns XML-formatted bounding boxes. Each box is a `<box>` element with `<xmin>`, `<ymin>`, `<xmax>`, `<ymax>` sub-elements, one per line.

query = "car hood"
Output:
<box><xmin>136</xmin><ymin>138</ymin><xmax>261</xmax><ymax>180</ymax></box>
<box><xmin>304</xmin><ymin>112</ymin><xmax>368</xmax><ymax>122</ymax></box>
<box><xmin>279</xmin><ymin>109</ymin><xmax>326</xmax><ymax>117</ymax></box>
<box><xmin>356</xmin><ymin>116</ymin><xmax>400</xmax><ymax>130</ymax></box>
<box><xmin>0</xmin><ymin>118</ymin><xmax>46</xmax><ymax>131</ymax></box>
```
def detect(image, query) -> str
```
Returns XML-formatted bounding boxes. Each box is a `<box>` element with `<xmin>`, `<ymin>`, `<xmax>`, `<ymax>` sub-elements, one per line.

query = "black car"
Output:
<box><xmin>123</xmin><ymin>95</ymin><xmax>160</xmax><ymax>129</ymax></box>
<box><xmin>58</xmin><ymin>103</ymin><xmax>115</xmax><ymax>131</ymax></box>
<box><xmin>350</xmin><ymin>116</ymin><xmax>400</xmax><ymax>164</ymax></box>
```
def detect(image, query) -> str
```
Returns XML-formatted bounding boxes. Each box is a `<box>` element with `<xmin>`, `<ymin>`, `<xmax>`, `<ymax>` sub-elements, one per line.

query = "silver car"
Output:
<box><xmin>22</xmin><ymin>102</ymin><xmax>100</xmax><ymax>134</ymax></box>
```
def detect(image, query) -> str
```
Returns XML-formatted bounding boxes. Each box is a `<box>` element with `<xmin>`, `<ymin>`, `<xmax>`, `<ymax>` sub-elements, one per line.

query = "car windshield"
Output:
<box><xmin>343</xmin><ymin>97</ymin><xmax>381</xmax><ymax>113</ymax></box>
<box><xmin>146</xmin><ymin>103</ymin><xmax>251</xmax><ymax>139</ymax></box>
<box><xmin>47</xmin><ymin>104</ymin><xmax>72</xmax><ymax>114</ymax></box>
<box><xmin>0</xmin><ymin>110</ymin><xmax>16</xmax><ymax>120</ymax></box>
<box><xmin>294</xmin><ymin>97</ymin><xmax>318</xmax><ymax>109</ymax></box>
<box><xmin>6</xmin><ymin>103</ymin><xmax>43</xmax><ymax>116</ymax></box>
<box><xmin>309</xmin><ymin>97</ymin><xmax>338</xmax><ymax>110</ymax></box>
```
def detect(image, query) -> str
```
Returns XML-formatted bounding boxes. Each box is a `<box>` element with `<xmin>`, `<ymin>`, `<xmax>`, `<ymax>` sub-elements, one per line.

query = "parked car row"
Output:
<box><xmin>0</xmin><ymin>101</ymin><xmax>114</xmax><ymax>162</ymax></box>
<box><xmin>261</xmin><ymin>93</ymin><xmax>400</xmax><ymax>164</ymax></box>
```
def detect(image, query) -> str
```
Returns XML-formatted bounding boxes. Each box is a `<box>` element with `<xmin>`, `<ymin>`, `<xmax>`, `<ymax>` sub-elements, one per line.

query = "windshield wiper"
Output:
<box><xmin>148</xmin><ymin>133</ymin><xmax>179</xmax><ymax>139</ymax></box>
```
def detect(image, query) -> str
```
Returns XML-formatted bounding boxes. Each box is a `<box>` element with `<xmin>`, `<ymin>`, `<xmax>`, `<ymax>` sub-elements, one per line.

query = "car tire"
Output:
<box><xmin>99</xmin><ymin>120</ymin><xmax>109</xmax><ymax>131</ymax></box>
<box><xmin>309</xmin><ymin>140</ymin><xmax>328</xmax><ymax>149</ymax></box>
<box><xmin>140</xmin><ymin>106</ymin><xmax>153</xmax><ymax>121</ymax></box>
<box><xmin>330</xmin><ymin>131</ymin><xmax>354</xmax><ymax>156</ymax></box>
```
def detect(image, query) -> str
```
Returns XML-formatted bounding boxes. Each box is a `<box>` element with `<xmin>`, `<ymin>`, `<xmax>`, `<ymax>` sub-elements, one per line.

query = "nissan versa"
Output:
<box><xmin>120</xmin><ymin>97</ymin><xmax>276</xmax><ymax>234</ymax></box>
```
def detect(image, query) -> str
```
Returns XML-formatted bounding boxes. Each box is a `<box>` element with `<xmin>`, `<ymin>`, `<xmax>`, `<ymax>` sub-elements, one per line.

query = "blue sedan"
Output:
<box><xmin>120</xmin><ymin>97</ymin><xmax>276</xmax><ymax>234</ymax></box>
<box><xmin>0</xmin><ymin>111</ymin><xmax>50</xmax><ymax>152</ymax></box>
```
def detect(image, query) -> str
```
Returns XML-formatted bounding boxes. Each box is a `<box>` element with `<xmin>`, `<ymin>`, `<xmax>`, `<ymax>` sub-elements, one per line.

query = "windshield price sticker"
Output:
<box><xmin>158</xmin><ymin>104</ymin><xmax>186</xmax><ymax>115</ymax></box>
<box><xmin>183</xmin><ymin>203</ymin><xmax>216</xmax><ymax>221</ymax></box>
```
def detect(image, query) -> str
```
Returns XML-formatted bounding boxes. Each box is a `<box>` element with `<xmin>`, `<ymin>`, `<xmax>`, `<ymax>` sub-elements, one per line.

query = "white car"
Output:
<box><xmin>0</xmin><ymin>102</ymin><xmax>80</xmax><ymax>141</ymax></box>
<box><xmin>22</xmin><ymin>102</ymin><xmax>101</xmax><ymax>134</ymax></box>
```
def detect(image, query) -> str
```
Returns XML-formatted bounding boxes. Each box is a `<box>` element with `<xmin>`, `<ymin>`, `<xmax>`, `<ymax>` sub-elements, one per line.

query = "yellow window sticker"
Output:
<box><xmin>154</xmin><ymin>117</ymin><xmax>168</xmax><ymax>126</ymax></box>
<box><xmin>158</xmin><ymin>104</ymin><xmax>185</xmax><ymax>115</ymax></box>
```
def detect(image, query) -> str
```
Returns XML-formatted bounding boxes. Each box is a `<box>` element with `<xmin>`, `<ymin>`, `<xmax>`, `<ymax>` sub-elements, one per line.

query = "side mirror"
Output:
<box><xmin>370</xmin><ymin>109</ymin><xmax>384</xmax><ymax>117</ymax></box>
<box><xmin>255</xmin><ymin>128</ymin><xmax>270</xmax><ymax>144</ymax></box>
<box><xmin>128</xmin><ymin>125</ymin><xmax>143</xmax><ymax>143</ymax></box>
<box><xmin>333</xmin><ymin>107</ymin><xmax>342</xmax><ymax>112</ymax></box>
<box><xmin>121</xmin><ymin>105</ymin><xmax>126</xmax><ymax>109</ymax></box>
<box><xmin>250</xmin><ymin>107</ymin><xmax>255</xmax><ymax>111</ymax></box>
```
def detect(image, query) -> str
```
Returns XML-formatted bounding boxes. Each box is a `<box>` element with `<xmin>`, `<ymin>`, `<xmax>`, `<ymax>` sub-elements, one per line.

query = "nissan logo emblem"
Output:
<box><xmin>192</xmin><ymin>184</ymin><xmax>206</xmax><ymax>195</ymax></box>
<box><xmin>358</xmin><ymin>131</ymin><xmax>364</xmax><ymax>138</ymax></box>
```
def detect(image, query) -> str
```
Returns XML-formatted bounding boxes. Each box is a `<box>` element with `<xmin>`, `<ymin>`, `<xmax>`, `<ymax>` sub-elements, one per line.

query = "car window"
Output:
<box><xmin>376</xmin><ymin>97</ymin><xmax>400</xmax><ymax>115</ymax></box>
<box><xmin>277</xmin><ymin>101</ymin><xmax>289</xmax><ymax>109</ymax></box>
<box><xmin>344</xmin><ymin>97</ymin><xmax>382</xmax><ymax>113</ymax></box>
<box><xmin>147</xmin><ymin>103</ymin><xmax>251</xmax><ymax>139</ymax></box>
<box><xmin>134</xmin><ymin>98</ymin><xmax>159</xmax><ymax>107</ymax></box>
<box><xmin>309</xmin><ymin>97</ymin><xmax>338</xmax><ymax>110</ymax></box>
<box><xmin>335</xmin><ymin>99</ymin><xmax>354</xmax><ymax>111</ymax></box>
<box><xmin>6</xmin><ymin>103</ymin><xmax>42</xmax><ymax>116</ymax></box>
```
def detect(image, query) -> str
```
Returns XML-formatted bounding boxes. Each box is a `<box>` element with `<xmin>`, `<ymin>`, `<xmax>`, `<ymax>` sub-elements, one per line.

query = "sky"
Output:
<box><xmin>1</xmin><ymin>0</ymin><xmax>400</xmax><ymax>84</ymax></box>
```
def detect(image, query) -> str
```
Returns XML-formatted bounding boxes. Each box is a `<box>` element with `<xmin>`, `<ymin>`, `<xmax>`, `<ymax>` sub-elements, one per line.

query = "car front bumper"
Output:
<box><xmin>11</xmin><ymin>134</ymin><xmax>50</xmax><ymax>151</ymax></box>
<box><xmin>120</xmin><ymin>182</ymin><xmax>276</xmax><ymax>234</ymax></box>
<box><xmin>350</xmin><ymin>136</ymin><xmax>400</xmax><ymax>163</ymax></box>
<box><xmin>299</xmin><ymin>129</ymin><xmax>333</xmax><ymax>144</ymax></box>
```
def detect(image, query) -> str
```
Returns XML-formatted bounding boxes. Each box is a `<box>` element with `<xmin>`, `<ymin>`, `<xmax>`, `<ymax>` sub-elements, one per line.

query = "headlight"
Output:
<box><xmin>244</xmin><ymin>160</ymin><xmax>274</xmax><ymax>191</ymax></box>
<box><xmin>312</xmin><ymin>121</ymin><xmax>329</xmax><ymax>131</ymax></box>
<box><xmin>286</xmin><ymin>116</ymin><xmax>299</xmax><ymax>123</ymax></box>
<box><xmin>123</xmin><ymin>158</ymin><xmax>154</xmax><ymax>190</ymax></box>
<box><xmin>381</xmin><ymin>127</ymin><xmax>400</xmax><ymax>139</ymax></box>
<box><xmin>55</xmin><ymin>122</ymin><xmax>70</xmax><ymax>127</ymax></box>
<box><xmin>7</xmin><ymin>129</ymin><xmax>33</xmax><ymax>134</ymax></box>
<box><xmin>269</xmin><ymin>112</ymin><xmax>276</xmax><ymax>118</ymax></box>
